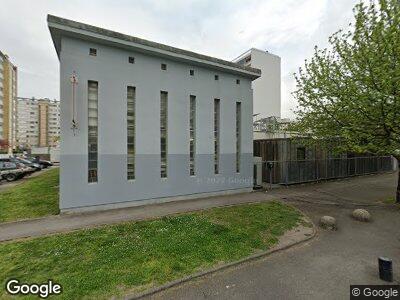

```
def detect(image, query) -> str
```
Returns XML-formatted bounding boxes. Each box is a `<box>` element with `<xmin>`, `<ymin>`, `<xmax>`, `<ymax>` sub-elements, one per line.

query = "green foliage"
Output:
<box><xmin>0</xmin><ymin>168</ymin><xmax>59</xmax><ymax>223</ymax></box>
<box><xmin>0</xmin><ymin>201</ymin><xmax>301</xmax><ymax>299</ymax></box>
<box><xmin>382</xmin><ymin>196</ymin><xmax>396</xmax><ymax>204</ymax></box>
<box><xmin>293</xmin><ymin>0</ymin><xmax>400</xmax><ymax>156</ymax></box>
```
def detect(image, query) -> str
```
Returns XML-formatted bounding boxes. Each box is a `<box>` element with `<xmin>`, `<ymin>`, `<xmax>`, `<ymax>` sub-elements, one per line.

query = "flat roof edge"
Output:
<box><xmin>47</xmin><ymin>15</ymin><xmax>261</xmax><ymax>79</ymax></box>
<box><xmin>232</xmin><ymin>48</ymin><xmax>281</xmax><ymax>63</ymax></box>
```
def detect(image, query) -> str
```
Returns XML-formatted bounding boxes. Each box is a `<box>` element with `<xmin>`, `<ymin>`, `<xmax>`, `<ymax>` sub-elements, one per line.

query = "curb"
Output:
<box><xmin>284</xmin><ymin>196</ymin><xmax>399</xmax><ymax>208</ymax></box>
<box><xmin>126</xmin><ymin>219</ymin><xmax>317</xmax><ymax>300</ymax></box>
<box><xmin>0</xmin><ymin>214</ymin><xmax>61</xmax><ymax>227</ymax></box>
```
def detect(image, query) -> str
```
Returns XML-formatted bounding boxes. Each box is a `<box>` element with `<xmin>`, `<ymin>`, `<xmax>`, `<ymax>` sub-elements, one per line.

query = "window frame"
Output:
<box><xmin>89</xmin><ymin>48</ymin><xmax>97</xmax><ymax>56</ymax></box>
<box><xmin>127</xmin><ymin>86</ymin><xmax>136</xmax><ymax>180</ymax></box>
<box><xmin>189</xmin><ymin>95</ymin><xmax>196</xmax><ymax>176</ymax></box>
<box><xmin>88</xmin><ymin>80</ymin><xmax>98</xmax><ymax>183</ymax></box>
<box><xmin>236</xmin><ymin>102</ymin><xmax>241</xmax><ymax>173</ymax></box>
<box><xmin>214</xmin><ymin>99</ymin><xmax>220</xmax><ymax>174</ymax></box>
<box><xmin>160</xmin><ymin>91</ymin><xmax>168</xmax><ymax>178</ymax></box>
<box><xmin>296</xmin><ymin>147</ymin><xmax>306</xmax><ymax>160</ymax></box>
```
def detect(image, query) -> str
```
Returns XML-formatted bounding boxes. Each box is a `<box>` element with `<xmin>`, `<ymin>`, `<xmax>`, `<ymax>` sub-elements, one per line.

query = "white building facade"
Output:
<box><xmin>16</xmin><ymin>97</ymin><xmax>60</xmax><ymax>148</ymax></box>
<box><xmin>48</xmin><ymin>15</ymin><xmax>260</xmax><ymax>212</ymax></box>
<box><xmin>233</xmin><ymin>48</ymin><xmax>281</xmax><ymax>118</ymax></box>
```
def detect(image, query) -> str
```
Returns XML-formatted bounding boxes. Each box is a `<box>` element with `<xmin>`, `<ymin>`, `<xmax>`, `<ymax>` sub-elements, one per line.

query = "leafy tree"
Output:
<box><xmin>293</xmin><ymin>0</ymin><xmax>400</xmax><ymax>202</ymax></box>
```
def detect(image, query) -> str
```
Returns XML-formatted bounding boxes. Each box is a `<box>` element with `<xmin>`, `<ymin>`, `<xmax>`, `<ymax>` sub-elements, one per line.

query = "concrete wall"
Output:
<box><xmin>250</xmin><ymin>49</ymin><xmax>281</xmax><ymax>118</ymax></box>
<box><xmin>59</xmin><ymin>36</ymin><xmax>254</xmax><ymax>211</ymax></box>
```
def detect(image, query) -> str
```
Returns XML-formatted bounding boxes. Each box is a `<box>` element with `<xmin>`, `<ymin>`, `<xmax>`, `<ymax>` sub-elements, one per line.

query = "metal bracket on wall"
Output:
<box><xmin>70</xmin><ymin>71</ymin><xmax>78</xmax><ymax>136</ymax></box>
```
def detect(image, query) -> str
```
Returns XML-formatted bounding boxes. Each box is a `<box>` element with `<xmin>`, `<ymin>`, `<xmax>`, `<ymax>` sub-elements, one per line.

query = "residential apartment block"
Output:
<box><xmin>48</xmin><ymin>15</ymin><xmax>261</xmax><ymax>212</ymax></box>
<box><xmin>0</xmin><ymin>50</ymin><xmax>18</xmax><ymax>152</ymax></box>
<box><xmin>16</xmin><ymin>97</ymin><xmax>60</xmax><ymax>148</ymax></box>
<box><xmin>233</xmin><ymin>48</ymin><xmax>281</xmax><ymax>118</ymax></box>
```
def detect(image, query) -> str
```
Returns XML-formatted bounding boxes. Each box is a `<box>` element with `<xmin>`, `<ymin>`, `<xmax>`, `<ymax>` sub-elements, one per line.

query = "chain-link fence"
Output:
<box><xmin>260</xmin><ymin>156</ymin><xmax>394</xmax><ymax>185</ymax></box>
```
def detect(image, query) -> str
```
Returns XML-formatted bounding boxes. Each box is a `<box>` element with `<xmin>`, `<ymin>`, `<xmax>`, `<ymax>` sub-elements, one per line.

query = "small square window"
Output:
<box><xmin>129</xmin><ymin>56</ymin><xmax>135</xmax><ymax>64</ymax></box>
<box><xmin>189</xmin><ymin>69</ymin><xmax>194</xmax><ymax>76</ymax></box>
<box><xmin>297</xmin><ymin>147</ymin><xmax>306</xmax><ymax>160</ymax></box>
<box><xmin>236</xmin><ymin>79</ymin><xmax>240</xmax><ymax>85</ymax></box>
<box><xmin>89</xmin><ymin>48</ymin><xmax>97</xmax><ymax>56</ymax></box>
<box><xmin>215</xmin><ymin>75</ymin><xmax>219</xmax><ymax>80</ymax></box>
<box><xmin>161</xmin><ymin>63</ymin><xmax>167</xmax><ymax>70</ymax></box>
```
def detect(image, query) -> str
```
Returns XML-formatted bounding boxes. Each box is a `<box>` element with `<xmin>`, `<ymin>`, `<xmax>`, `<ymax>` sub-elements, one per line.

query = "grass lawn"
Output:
<box><xmin>0</xmin><ymin>201</ymin><xmax>302</xmax><ymax>299</ymax></box>
<box><xmin>0</xmin><ymin>168</ymin><xmax>59</xmax><ymax>223</ymax></box>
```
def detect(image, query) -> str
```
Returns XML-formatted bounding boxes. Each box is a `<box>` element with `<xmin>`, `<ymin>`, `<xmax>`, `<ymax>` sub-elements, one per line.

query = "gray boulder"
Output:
<box><xmin>352</xmin><ymin>209</ymin><xmax>371</xmax><ymax>222</ymax></box>
<box><xmin>319</xmin><ymin>216</ymin><xmax>337</xmax><ymax>230</ymax></box>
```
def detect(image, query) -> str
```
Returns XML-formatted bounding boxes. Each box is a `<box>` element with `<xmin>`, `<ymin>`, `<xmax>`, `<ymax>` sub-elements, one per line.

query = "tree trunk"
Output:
<box><xmin>397</xmin><ymin>170</ymin><xmax>400</xmax><ymax>203</ymax></box>
<box><xmin>396</xmin><ymin>157</ymin><xmax>400</xmax><ymax>204</ymax></box>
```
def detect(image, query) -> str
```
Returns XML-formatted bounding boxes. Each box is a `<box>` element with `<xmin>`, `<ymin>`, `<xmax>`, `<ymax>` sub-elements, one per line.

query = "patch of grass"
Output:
<box><xmin>0</xmin><ymin>201</ymin><xmax>301</xmax><ymax>299</ymax></box>
<box><xmin>0</xmin><ymin>168</ymin><xmax>59</xmax><ymax>223</ymax></box>
<box><xmin>382</xmin><ymin>197</ymin><xmax>396</xmax><ymax>204</ymax></box>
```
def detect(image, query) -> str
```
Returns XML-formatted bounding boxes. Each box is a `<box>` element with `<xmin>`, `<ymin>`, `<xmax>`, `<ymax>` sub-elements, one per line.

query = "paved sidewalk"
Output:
<box><xmin>0</xmin><ymin>172</ymin><xmax>396</xmax><ymax>242</ymax></box>
<box><xmin>0</xmin><ymin>191</ymin><xmax>274</xmax><ymax>242</ymax></box>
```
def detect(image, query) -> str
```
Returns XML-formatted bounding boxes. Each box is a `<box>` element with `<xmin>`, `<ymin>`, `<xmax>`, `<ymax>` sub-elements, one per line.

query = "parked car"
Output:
<box><xmin>0</xmin><ymin>157</ymin><xmax>36</xmax><ymax>175</ymax></box>
<box><xmin>0</xmin><ymin>157</ymin><xmax>42</xmax><ymax>172</ymax></box>
<box><xmin>26</xmin><ymin>156</ymin><xmax>53</xmax><ymax>168</ymax></box>
<box><xmin>40</xmin><ymin>160</ymin><xmax>53</xmax><ymax>167</ymax></box>
<box><xmin>0</xmin><ymin>161</ymin><xmax>26</xmax><ymax>182</ymax></box>
<box><xmin>15</xmin><ymin>157</ymin><xmax>43</xmax><ymax>171</ymax></box>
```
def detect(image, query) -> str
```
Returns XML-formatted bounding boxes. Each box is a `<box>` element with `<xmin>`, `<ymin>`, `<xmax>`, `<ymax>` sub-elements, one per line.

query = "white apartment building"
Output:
<box><xmin>233</xmin><ymin>48</ymin><xmax>281</xmax><ymax>118</ymax></box>
<box><xmin>16</xmin><ymin>97</ymin><xmax>60</xmax><ymax>148</ymax></box>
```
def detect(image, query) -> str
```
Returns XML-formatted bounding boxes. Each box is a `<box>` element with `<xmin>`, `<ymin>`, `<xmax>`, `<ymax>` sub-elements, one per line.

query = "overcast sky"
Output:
<box><xmin>0</xmin><ymin>0</ymin><xmax>360</xmax><ymax>118</ymax></box>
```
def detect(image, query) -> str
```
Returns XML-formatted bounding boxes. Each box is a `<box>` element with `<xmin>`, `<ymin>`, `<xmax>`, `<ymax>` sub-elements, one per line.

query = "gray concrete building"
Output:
<box><xmin>48</xmin><ymin>15</ymin><xmax>260</xmax><ymax>212</ymax></box>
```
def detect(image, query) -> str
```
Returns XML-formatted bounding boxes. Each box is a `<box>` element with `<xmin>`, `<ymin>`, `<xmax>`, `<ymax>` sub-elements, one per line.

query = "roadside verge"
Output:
<box><xmin>127</xmin><ymin>214</ymin><xmax>316</xmax><ymax>300</ymax></box>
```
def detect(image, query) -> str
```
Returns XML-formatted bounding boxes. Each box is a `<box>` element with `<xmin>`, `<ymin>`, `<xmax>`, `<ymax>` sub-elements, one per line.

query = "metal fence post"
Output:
<box><xmin>285</xmin><ymin>160</ymin><xmax>289</xmax><ymax>185</ymax></box>
<box><xmin>325</xmin><ymin>158</ymin><xmax>328</xmax><ymax>180</ymax></box>
<box><xmin>355</xmin><ymin>157</ymin><xmax>358</xmax><ymax>175</ymax></box>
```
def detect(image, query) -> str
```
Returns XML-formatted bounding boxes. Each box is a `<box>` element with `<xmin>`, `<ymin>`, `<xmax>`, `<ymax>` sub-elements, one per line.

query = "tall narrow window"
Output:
<box><xmin>160</xmin><ymin>91</ymin><xmax>168</xmax><ymax>178</ymax></box>
<box><xmin>236</xmin><ymin>102</ymin><xmax>241</xmax><ymax>173</ymax></box>
<box><xmin>189</xmin><ymin>95</ymin><xmax>196</xmax><ymax>175</ymax></box>
<box><xmin>214</xmin><ymin>99</ymin><xmax>220</xmax><ymax>174</ymax></box>
<box><xmin>127</xmin><ymin>86</ymin><xmax>135</xmax><ymax>180</ymax></box>
<box><xmin>88</xmin><ymin>81</ymin><xmax>98</xmax><ymax>183</ymax></box>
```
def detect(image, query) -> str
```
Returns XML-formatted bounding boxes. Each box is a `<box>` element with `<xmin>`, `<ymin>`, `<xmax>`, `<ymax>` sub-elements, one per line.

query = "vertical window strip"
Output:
<box><xmin>160</xmin><ymin>91</ymin><xmax>168</xmax><ymax>178</ymax></box>
<box><xmin>88</xmin><ymin>81</ymin><xmax>98</xmax><ymax>183</ymax></box>
<box><xmin>236</xmin><ymin>102</ymin><xmax>241</xmax><ymax>173</ymax></box>
<box><xmin>214</xmin><ymin>99</ymin><xmax>220</xmax><ymax>174</ymax></box>
<box><xmin>127</xmin><ymin>86</ymin><xmax>135</xmax><ymax>180</ymax></box>
<box><xmin>189</xmin><ymin>95</ymin><xmax>196</xmax><ymax>175</ymax></box>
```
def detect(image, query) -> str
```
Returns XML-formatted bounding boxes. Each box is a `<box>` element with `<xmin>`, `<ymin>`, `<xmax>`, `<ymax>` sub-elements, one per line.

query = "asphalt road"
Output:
<box><xmin>150</xmin><ymin>173</ymin><xmax>400</xmax><ymax>300</ymax></box>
